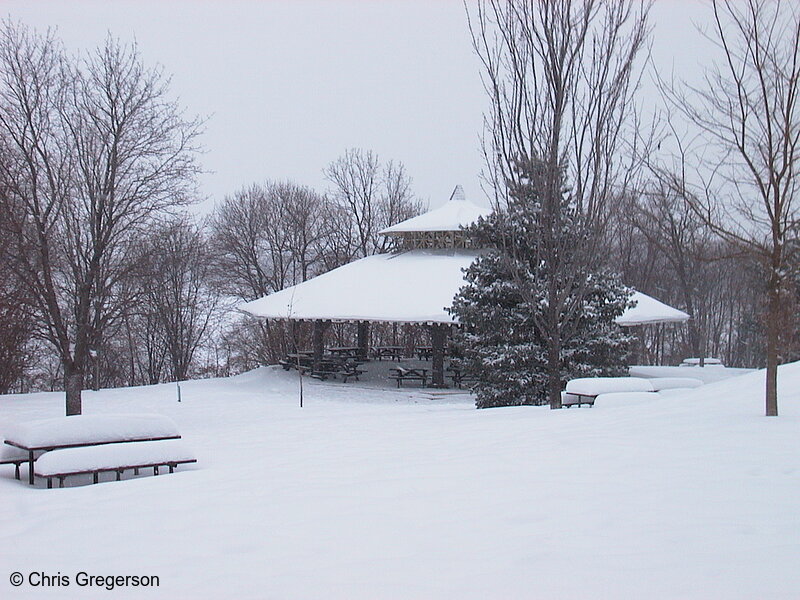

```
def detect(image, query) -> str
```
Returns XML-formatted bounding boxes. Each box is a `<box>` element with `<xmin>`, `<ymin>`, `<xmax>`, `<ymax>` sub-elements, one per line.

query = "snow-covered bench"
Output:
<box><xmin>3</xmin><ymin>414</ymin><xmax>183</xmax><ymax>485</ymax></box>
<box><xmin>680</xmin><ymin>357</ymin><xmax>724</xmax><ymax>368</ymax></box>
<box><xmin>0</xmin><ymin>444</ymin><xmax>31</xmax><ymax>481</ymax></box>
<box><xmin>645</xmin><ymin>377</ymin><xmax>703</xmax><ymax>391</ymax></box>
<box><xmin>34</xmin><ymin>439</ymin><xmax>196</xmax><ymax>488</ymax></box>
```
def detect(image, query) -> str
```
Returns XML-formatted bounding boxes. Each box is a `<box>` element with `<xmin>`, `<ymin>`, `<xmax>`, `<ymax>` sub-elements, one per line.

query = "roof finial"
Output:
<box><xmin>449</xmin><ymin>185</ymin><xmax>466</xmax><ymax>202</ymax></box>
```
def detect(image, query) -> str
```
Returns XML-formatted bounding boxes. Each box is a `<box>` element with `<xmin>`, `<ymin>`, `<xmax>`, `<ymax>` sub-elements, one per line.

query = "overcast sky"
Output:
<box><xmin>3</xmin><ymin>0</ymin><xmax>714</xmax><ymax>213</ymax></box>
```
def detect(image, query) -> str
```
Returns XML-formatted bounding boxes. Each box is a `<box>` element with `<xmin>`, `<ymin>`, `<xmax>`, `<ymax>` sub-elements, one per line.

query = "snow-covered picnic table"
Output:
<box><xmin>3</xmin><ymin>414</ymin><xmax>183</xmax><ymax>485</ymax></box>
<box><xmin>563</xmin><ymin>376</ymin><xmax>703</xmax><ymax>407</ymax></box>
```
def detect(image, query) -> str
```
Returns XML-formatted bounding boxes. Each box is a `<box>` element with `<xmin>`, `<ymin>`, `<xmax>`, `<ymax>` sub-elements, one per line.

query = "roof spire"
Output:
<box><xmin>449</xmin><ymin>185</ymin><xmax>466</xmax><ymax>202</ymax></box>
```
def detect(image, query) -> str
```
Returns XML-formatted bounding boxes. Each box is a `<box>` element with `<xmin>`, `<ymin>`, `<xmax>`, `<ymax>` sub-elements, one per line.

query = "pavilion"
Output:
<box><xmin>240</xmin><ymin>186</ymin><xmax>689</xmax><ymax>386</ymax></box>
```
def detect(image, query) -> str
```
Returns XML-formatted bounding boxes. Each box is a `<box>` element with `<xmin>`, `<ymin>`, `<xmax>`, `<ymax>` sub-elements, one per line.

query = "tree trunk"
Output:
<box><xmin>765</xmin><ymin>283</ymin><xmax>779</xmax><ymax>417</ymax></box>
<box><xmin>64</xmin><ymin>365</ymin><xmax>83</xmax><ymax>416</ymax></box>
<box><xmin>548</xmin><ymin>336</ymin><xmax>562</xmax><ymax>409</ymax></box>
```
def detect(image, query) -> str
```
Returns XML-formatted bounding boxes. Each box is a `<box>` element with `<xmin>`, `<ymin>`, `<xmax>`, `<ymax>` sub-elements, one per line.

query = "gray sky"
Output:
<box><xmin>3</xmin><ymin>0</ymin><xmax>714</xmax><ymax>212</ymax></box>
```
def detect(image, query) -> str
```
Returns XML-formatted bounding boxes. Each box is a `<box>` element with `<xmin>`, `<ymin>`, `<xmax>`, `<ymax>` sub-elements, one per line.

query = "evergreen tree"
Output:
<box><xmin>450</xmin><ymin>159</ymin><xmax>634</xmax><ymax>409</ymax></box>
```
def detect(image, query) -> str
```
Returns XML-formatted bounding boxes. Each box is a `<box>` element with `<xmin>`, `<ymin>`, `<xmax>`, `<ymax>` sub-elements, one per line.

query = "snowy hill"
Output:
<box><xmin>0</xmin><ymin>364</ymin><xmax>798</xmax><ymax>599</ymax></box>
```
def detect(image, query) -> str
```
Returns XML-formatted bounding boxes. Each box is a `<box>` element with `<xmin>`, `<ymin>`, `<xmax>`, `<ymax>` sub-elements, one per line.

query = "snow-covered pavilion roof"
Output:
<box><xmin>379</xmin><ymin>185</ymin><xmax>492</xmax><ymax>235</ymax></box>
<box><xmin>240</xmin><ymin>249</ymin><xmax>477</xmax><ymax>324</ymax></box>
<box><xmin>617</xmin><ymin>292</ymin><xmax>689</xmax><ymax>326</ymax></box>
<box><xmin>239</xmin><ymin>250</ymin><xmax>690</xmax><ymax>326</ymax></box>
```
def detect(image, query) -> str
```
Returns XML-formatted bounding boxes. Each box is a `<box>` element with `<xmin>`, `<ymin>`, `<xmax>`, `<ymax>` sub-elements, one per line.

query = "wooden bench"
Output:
<box><xmin>4</xmin><ymin>414</ymin><xmax>184</xmax><ymax>485</ymax></box>
<box><xmin>34</xmin><ymin>439</ymin><xmax>196</xmax><ymax>488</ymax></box>
<box><xmin>0</xmin><ymin>447</ymin><xmax>32</xmax><ymax>481</ymax></box>
<box><xmin>561</xmin><ymin>392</ymin><xmax>597</xmax><ymax>407</ymax></box>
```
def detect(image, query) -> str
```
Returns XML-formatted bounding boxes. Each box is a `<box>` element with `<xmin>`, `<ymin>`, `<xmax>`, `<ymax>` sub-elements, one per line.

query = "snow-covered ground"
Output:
<box><xmin>1</xmin><ymin>363</ymin><xmax>798</xmax><ymax>599</ymax></box>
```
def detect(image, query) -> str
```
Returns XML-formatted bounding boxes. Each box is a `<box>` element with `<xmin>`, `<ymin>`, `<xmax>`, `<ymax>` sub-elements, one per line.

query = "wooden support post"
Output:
<box><xmin>134</xmin><ymin>467</ymin><xmax>139</xmax><ymax>475</ymax></box>
<box><xmin>429</xmin><ymin>324</ymin><xmax>447</xmax><ymax>388</ymax></box>
<box><xmin>154</xmin><ymin>466</ymin><xmax>159</xmax><ymax>475</ymax></box>
<box><xmin>169</xmin><ymin>464</ymin><xmax>175</xmax><ymax>474</ymax></box>
<box><xmin>47</xmin><ymin>478</ymin><xmax>52</xmax><ymax>489</ymax></box>
<box><xmin>14</xmin><ymin>462</ymin><xmax>20</xmax><ymax>480</ymax></box>
<box><xmin>93</xmin><ymin>472</ymin><xmax>98</xmax><ymax>484</ymax></box>
<box><xmin>357</xmin><ymin>321</ymin><xmax>370</xmax><ymax>361</ymax></box>
<box><xmin>312</xmin><ymin>320</ymin><xmax>330</xmax><ymax>372</ymax></box>
<box><xmin>28</xmin><ymin>450</ymin><xmax>34</xmax><ymax>485</ymax></box>
<box><xmin>116</xmin><ymin>470</ymin><xmax>122</xmax><ymax>481</ymax></box>
<box><xmin>58</xmin><ymin>476</ymin><xmax>65</xmax><ymax>488</ymax></box>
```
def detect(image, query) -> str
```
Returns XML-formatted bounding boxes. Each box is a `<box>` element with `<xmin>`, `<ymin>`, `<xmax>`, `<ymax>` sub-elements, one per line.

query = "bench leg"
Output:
<box><xmin>93</xmin><ymin>472</ymin><xmax>98</xmax><ymax>484</ymax></box>
<box><xmin>154</xmin><ymin>466</ymin><xmax>159</xmax><ymax>476</ymax></box>
<box><xmin>14</xmin><ymin>462</ymin><xmax>20</xmax><ymax>480</ymax></box>
<box><xmin>47</xmin><ymin>478</ymin><xmax>52</xmax><ymax>489</ymax></box>
<box><xmin>134</xmin><ymin>467</ymin><xmax>140</xmax><ymax>475</ymax></box>
<box><xmin>28</xmin><ymin>450</ymin><xmax>35</xmax><ymax>485</ymax></box>
<box><xmin>58</xmin><ymin>476</ymin><xmax>65</xmax><ymax>488</ymax></box>
<box><xmin>169</xmin><ymin>464</ymin><xmax>175</xmax><ymax>474</ymax></box>
<box><xmin>116</xmin><ymin>470</ymin><xmax>122</xmax><ymax>481</ymax></box>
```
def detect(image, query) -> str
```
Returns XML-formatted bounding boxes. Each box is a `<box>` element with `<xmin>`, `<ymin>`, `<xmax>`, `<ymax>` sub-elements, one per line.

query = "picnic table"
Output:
<box><xmin>281</xmin><ymin>353</ymin><xmax>364</xmax><ymax>383</ymax></box>
<box><xmin>415</xmin><ymin>346</ymin><xmax>433</xmax><ymax>360</ymax></box>
<box><xmin>280</xmin><ymin>353</ymin><xmax>315</xmax><ymax>371</ymax></box>
<box><xmin>446</xmin><ymin>366</ymin><xmax>477</xmax><ymax>389</ymax></box>
<box><xmin>373</xmin><ymin>346</ymin><xmax>403</xmax><ymax>361</ymax></box>
<box><xmin>3</xmin><ymin>414</ymin><xmax>188</xmax><ymax>486</ymax></box>
<box><xmin>389</xmin><ymin>367</ymin><xmax>428</xmax><ymax>388</ymax></box>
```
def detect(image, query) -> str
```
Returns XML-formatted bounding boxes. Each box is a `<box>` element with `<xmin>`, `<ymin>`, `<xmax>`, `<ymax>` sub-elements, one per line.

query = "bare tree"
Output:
<box><xmin>209</xmin><ymin>181</ymin><xmax>339</xmax><ymax>365</ymax></box>
<box><xmin>324</xmin><ymin>149</ymin><xmax>381</xmax><ymax>259</ymax></box>
<box><xmin>0</xmin><ymin>205</ymin><xmax>33</xmax><ymax>393</ymax></box>
<box><xmin>656</xmin><ymin>0</ymin><xmax>800</xmax><ymax>416</ymax></box>
<box><xmin>0</xmin><ymin>23</ymin><xmax>202</xmax><ymax>414</ymax></box>
<box><xmin>377</xmin><ymin>160</ymin><xmax>425</xmax><ymax>252</ymax></box>
<box><xmin>209</xmin><ymin>181</ymin><xmax>332</xmax><ymax>300</ymax></box>
<box><xmin>468</xmin><ymin>0</ymin><xmax>651</xmax><ymax>408</ymax></box>
<box><xmin>140</xmin><ymin>218</ymin><xmax>217</xmax><ymax>382</ymax></box>
<box><xmin>324</xmin><ymin>148</ymin><xmax>423</xmax><ymax>258</ymax></box>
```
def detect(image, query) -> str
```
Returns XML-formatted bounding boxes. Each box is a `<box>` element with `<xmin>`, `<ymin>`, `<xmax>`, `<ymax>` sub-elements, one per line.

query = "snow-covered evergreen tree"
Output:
<box><xmin>450</xmin><ymin>159</ymin><xmax>634</xmax><ymax>409</ymax></box>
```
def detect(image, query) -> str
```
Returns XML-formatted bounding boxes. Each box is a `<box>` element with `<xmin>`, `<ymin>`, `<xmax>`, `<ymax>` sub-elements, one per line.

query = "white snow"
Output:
<box><xmin>565</xmin><ymin>376</ymin><xmax>655</xmax><ymax>395</ymax></box>
<box><xmin>4</xmin><ymin>414</ymin><xmax>180</xmax><ymax>449</ymax></box>
<box><xmin>379</xmin><ymin>185</ymin><xmax>491</xmax><ymax>234</ymax></box>
<box><xmin>34</xmin><ymin>440</ymin><xmax>195</xmax><ymax>477</ymax></box>
<box><xmin>1</xmin><ymin>364</ymin><xmax>799</xmax><ymax>599</ymax></box>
